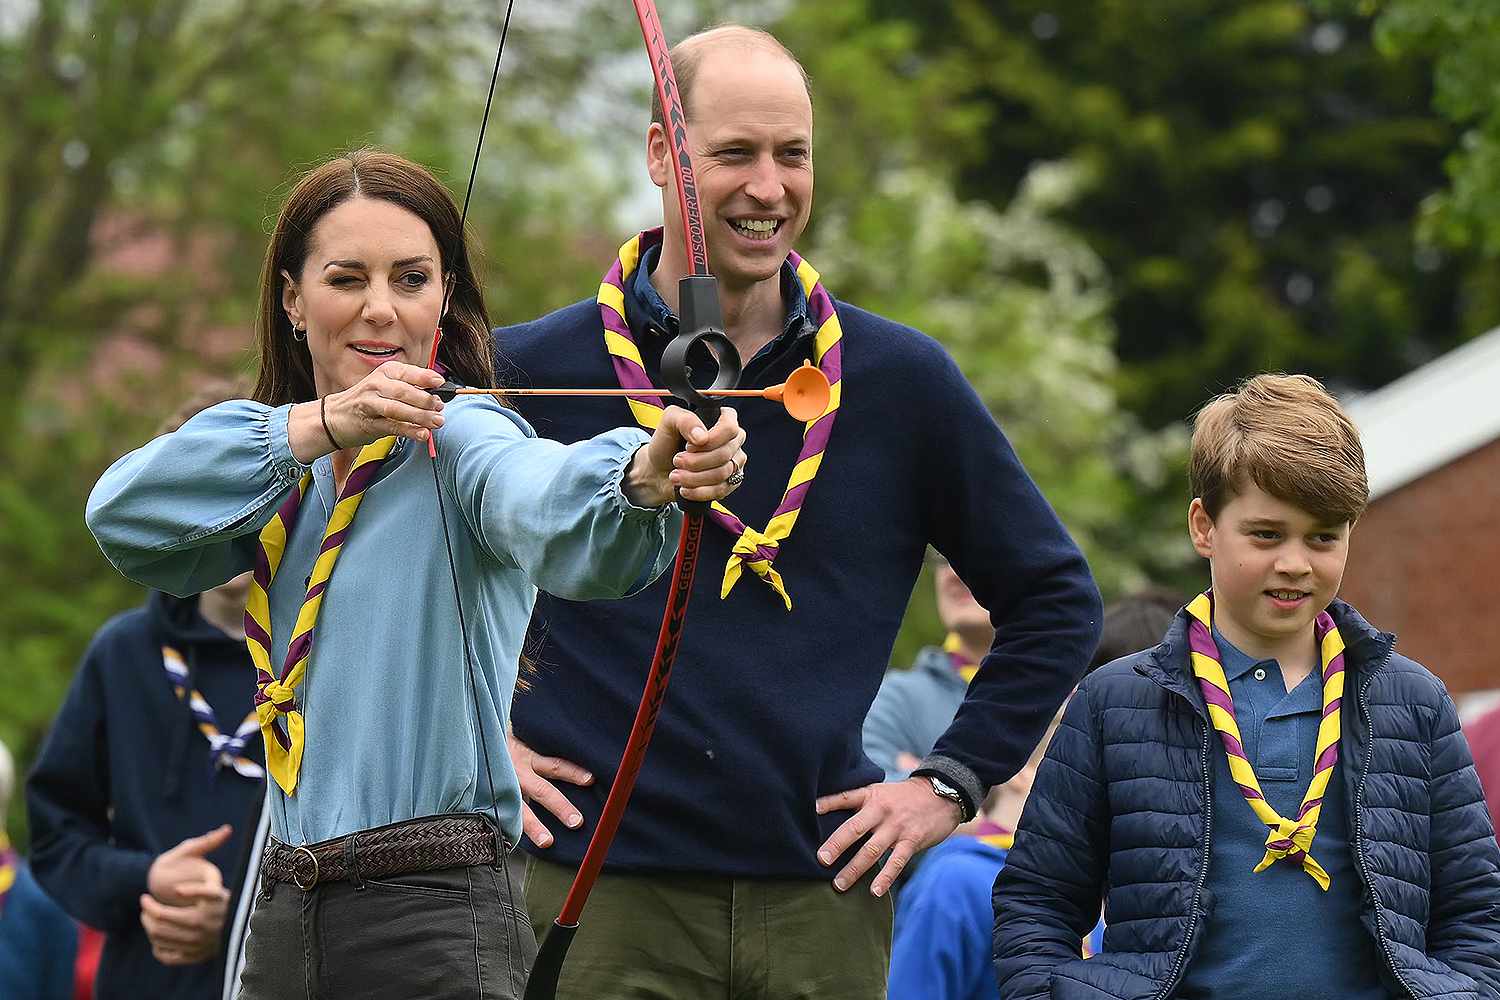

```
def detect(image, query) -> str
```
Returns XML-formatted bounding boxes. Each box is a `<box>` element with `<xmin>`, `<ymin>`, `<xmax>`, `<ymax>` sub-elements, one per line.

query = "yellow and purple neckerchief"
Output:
<box><xmin>973</xmin><ymin>819</ymin><xmax>1014</xmax><ymax>851</ymax></box>
<box><xmin>944</xmin><ymin>632</ymin><xmax>980</xmax><ymax>682</ymax></box>
<box><xmin>1186</xmin><ymin>591</ymin><xmax>1346</xmax><ymax>890</ymax></box>
<box><xmin>162</xmin><ymin>644</ymin><xmax>263</xmax><ymax>780</ymax></box>
<box><xmin>0</xmin><ymin>833</ymin><xmax>15</xmax><ymax>917</ymax></box>
<box><xmin>245</xmin><ymin>436</ymin><xmax>396</xmax><ymax>795</ymax></box>
<box><xmin>597</xmin><ymin>228</ymin><xmax>842</xmax><ymax>610</ymax></box>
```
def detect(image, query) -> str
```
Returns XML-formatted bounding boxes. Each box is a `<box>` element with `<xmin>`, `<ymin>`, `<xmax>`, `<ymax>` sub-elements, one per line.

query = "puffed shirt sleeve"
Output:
<box><xmin>85</xmin><ymin>399</ymin><xmax>307</xmax><ymax>597</ymax></box>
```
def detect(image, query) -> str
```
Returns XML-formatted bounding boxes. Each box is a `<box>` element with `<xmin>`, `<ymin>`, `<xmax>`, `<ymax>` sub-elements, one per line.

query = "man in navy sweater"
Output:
<box><xmin>500</xmin><ymin>25</ymin><xmax>1101</xmax><ymax>997</ymax></box>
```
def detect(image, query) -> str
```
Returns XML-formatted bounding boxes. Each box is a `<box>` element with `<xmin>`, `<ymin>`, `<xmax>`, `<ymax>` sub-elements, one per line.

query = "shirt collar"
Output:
<box><xmin>1212</xmin><ymin>626</ymin><xmax>1324</xmax><ymax>715</ymax></box>
<box><xmin>625</xmin><ymin>242</ymin><xmax>813</xmax><ymax>354</ymax></box>
<box><xmin>1211</xmin><ymin>626</ymin><xmax>1275</xmax><ymax>683</ymax></box>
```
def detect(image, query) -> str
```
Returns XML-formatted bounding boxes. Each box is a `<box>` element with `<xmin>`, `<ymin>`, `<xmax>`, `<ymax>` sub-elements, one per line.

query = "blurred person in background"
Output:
<box><xmin>26</xmin><ymin>384</ymin><xmax>266</xmax><ymax>1000</ymax></box>
<box><xmin>864</xmin><ymin>574</ymin><xmax>1179</xmax><ymax>783</ymax></box>
<box><xmin>0</xmin><ymin>737</ymin><xmax>80</xmax><ymax>1000</ymax></box>
<box><xmin>1087</xmin><ymin>588</ymin><xmax>1184</xmax><ymax>673</ymax></box>
<box><xmin>886</xmin><ymin>703</ymin><xmax>1102</xmax><ymax>1000</ymax></box>
<box><xmin>1466</xmin><ymin>702</ymin><xmax>1500</xmax><ymax>836</ymax></box>
<box><xmin>870</xmin><ymin>568</ymin><xmax>1152</xmax><ymax>999</ymax></box>
<box><xmin>864</xmin><ymin>554</ymin><xmax>996</xmax><ymax>782</ymax></box>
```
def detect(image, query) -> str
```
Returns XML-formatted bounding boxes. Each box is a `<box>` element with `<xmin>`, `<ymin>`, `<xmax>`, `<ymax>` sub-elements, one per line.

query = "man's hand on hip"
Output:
<box><xmin>509</xmin><ymin>732</ymin><xmax>593</xmax><ymax>848</ymax></box>
<box><xmin>814</xmin><ymin>777</ymin><xmax>963</xmax><ymax>897</ymax></box>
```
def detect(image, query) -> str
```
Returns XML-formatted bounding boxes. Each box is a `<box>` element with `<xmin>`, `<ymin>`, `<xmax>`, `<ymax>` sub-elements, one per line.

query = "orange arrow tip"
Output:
<box><xmin>768</xmin><ymin>363</ymin><xmax>830</xmax><ymax>421</ymax></box>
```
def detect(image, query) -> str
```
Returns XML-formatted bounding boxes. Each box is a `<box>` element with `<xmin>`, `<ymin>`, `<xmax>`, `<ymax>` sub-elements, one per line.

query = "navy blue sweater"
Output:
<box><xmin>26</xmin><ymin>592</ymin><xmax>265</xmax><ymax>1000</ymax></box>
<box><xmin>498</xmin><ymin>272</ymin><xmax>1101</xmax><ymax>879</ymax></box>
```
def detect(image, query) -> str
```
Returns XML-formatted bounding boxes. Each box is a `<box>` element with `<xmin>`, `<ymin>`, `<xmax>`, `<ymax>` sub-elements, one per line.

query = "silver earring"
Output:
<box><xmin>291</xmin><ymin>322</ymin><xmax>306</xmax><ymax>342</ymax></box>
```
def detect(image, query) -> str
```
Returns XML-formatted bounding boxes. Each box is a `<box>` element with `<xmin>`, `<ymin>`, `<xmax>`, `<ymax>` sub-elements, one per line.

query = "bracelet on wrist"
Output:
<box><xmin>320</xmin><ymin>395</ymin><xmax>345</xmax><ymax>451</ymax></box>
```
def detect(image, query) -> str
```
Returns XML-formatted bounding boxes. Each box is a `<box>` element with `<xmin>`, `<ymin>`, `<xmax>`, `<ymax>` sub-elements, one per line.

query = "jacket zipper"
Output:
<box><xmin>1352</xmin><ymin>645</ymin><xmax>1421</xmax><ymax>999</ymax></box>
<box><xmin>1154</xmin><ymin>718</ymin><xmax>1213</xmax><ymax>1000</ymax></box>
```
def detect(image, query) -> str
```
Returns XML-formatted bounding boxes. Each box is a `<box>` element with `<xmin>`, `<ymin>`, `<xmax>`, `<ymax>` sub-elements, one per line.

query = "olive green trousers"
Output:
<box><xmin>523</xmin><ymin>854</ymin><xmax>893</xmax><ymax>999</ymax></box>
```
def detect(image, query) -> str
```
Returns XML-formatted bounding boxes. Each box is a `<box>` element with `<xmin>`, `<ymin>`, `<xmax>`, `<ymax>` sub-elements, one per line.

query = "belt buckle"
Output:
<box><xmin>290</xmin><ymin>845</ymin><xmax>320</xmax><ymax>891</ymax></box>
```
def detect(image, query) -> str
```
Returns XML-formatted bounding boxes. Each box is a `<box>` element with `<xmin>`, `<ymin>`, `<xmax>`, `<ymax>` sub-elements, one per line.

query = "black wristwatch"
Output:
<box><xmin>922</xmin><ymin>774</ymin><xmax>972</xmax><ymax>821</ymax></box>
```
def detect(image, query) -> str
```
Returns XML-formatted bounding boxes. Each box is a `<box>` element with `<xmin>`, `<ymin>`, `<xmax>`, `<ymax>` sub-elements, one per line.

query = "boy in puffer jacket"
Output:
<box><xmin>993</xmin><ymin>373</ymin><xmax>1500</xmax><ymax>1000</ymax></box>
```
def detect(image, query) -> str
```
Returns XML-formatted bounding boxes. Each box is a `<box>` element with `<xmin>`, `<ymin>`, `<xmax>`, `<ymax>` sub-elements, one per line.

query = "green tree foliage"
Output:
<box><xmin>808</xmin><ymin>164</ymin><xmax>1190</xmax><ymax>666</ymax></box>
<box><xmin>797</xmin><ymin>0</ymin><xmax>1490</xmax><ymax>427</ymax></box>
<box><xmin>1348</xmin><ymin>1</ymin><xmax>1500</xmax><ymax>273</ymax></box>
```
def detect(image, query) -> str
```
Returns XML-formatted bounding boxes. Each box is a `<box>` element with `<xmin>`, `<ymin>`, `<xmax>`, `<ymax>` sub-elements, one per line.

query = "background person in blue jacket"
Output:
<box><xmin>877</xmin><ymin>587</ymin><xmax>1176</xmax><ymax>998</ymax></box>
<box><xmin>864</xmin><ymin>554</ymin><xmax>997</xmax><ymax>782</ymax></box>
<box><xmin>0</xmin><ymin>737</ymin><xmax>80</xmax><ymax>1000</ymax></box>
<box><xmin>993</xmin><ymin>373</ymin><xmax>1500</xmax><ymax>1000</ymax></box>
<box><xmin>865</xmin><ymin>563</ymin><xmax>1180</xmax><ymax>785</ymax></box>
<box><xmin>501</xmin><ymin>23</ymin><xmax>1101</xmax><ymax>999</ymax></box>
<box><xmin>888</xmin><ymin>704</ymin><xmax>1104</xmax><ymax>1000</ymax></box>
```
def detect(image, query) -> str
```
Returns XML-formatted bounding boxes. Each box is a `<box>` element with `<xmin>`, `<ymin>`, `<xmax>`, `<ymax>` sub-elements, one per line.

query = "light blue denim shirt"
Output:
<box><xmin>86</xmin><ymin>395</ymin><xmax>680</xmax><ymax>847</ymax></box>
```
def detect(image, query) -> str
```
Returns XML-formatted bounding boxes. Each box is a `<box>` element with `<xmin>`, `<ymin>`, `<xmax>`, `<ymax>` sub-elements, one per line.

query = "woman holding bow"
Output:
<box><xmin>86</xmin><ymin>149</ymin><xmax>746</xmax><ymax>999</ymax></box>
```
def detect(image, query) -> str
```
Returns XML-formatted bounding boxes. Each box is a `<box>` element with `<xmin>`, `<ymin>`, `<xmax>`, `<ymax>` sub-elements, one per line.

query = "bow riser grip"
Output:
<box><xmin>664</xmin><ymin>275</ymin><xmax>740</xmax><ymax>514</ymax></box>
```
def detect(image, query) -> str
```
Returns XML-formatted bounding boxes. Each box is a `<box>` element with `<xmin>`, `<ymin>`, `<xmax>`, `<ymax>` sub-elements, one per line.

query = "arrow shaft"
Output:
<box><xmin>450</xmin><ymin>386</ymin><xmax>769</xmax><ymax>399</ymax></box>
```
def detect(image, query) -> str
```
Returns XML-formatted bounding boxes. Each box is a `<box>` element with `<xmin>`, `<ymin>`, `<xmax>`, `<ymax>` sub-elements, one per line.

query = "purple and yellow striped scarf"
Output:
<box><xmin>0</xmin><ymin>834</ymin><xmax>15</xmax><ymax>917</ymax></box>
<box><xmin>162</xmin><ymin>645</ymin><xmax>263</xmax><ymax>780</ymax></box>
<box><xmin>1186</xmin><ymin>591</ymin><xmax>1345</xmax><ymax>890</ymax></box>
<box><xmin>245</xmin><ymin>436</ymin><xmax>396</xmax><ymax>795</ymax></box>
<box><xmin>944</xmin><ymin>632</ymin><xmax>980</xmax><ymax>682</ymax></box>
<box><xmin>597</xmin><ymin>228</ymin><xmax>842</xmax><ymax>610</ymax></box>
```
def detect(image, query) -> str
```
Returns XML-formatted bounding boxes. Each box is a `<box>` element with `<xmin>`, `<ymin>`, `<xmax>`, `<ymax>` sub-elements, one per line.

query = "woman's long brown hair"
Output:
<box><xmin>252</xmin><ymin>149</ymin><xmax>496</xmax><ymax>405</ymax></box>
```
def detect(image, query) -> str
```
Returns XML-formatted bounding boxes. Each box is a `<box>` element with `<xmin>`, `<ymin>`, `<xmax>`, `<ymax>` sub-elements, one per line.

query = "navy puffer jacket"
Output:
<box><xmin>993</xmin><ymin>600</ymin><xmax>1500</xmax><ymax>1000</ymax></box>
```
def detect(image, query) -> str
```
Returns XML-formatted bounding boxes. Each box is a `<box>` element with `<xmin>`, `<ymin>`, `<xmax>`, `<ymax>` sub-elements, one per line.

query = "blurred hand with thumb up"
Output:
<box><xmin>141</xmin><ymin>824</ymin><xmax>233</xmax><ymax>965</ymax></box>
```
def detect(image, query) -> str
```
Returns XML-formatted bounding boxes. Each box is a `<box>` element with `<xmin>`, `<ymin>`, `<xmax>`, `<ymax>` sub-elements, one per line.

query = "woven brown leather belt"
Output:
<box><xmin>262</xmin><ymin>813</ymin><xmax>502</xmax><ymax>891</ymax></box>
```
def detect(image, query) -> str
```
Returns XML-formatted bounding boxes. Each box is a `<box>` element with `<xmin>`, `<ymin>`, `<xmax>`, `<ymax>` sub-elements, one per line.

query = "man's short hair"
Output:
<box><xmin>649</xmin><ymin>25</ymin><xmax>811</xmax><ymax>127</ymax></box>
<box><xmin>1189</xmin><ymin>373</ymin><xmax>1368</xmax><ymax>525</ymax></box>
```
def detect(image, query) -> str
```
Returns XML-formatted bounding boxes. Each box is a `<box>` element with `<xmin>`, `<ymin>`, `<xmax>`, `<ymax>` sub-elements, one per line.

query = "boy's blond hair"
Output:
<box><xmin>1190</xmin><ymin>373</ymin><xmax>1368</xmax><ymax>524</ymax></box>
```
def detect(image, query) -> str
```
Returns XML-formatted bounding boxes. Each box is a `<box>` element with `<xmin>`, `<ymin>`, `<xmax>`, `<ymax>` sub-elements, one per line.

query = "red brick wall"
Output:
<box><xmin>1340</xmin><ymin>437</ymin><xmax>1500</xmax><ymax>695</ymax></box>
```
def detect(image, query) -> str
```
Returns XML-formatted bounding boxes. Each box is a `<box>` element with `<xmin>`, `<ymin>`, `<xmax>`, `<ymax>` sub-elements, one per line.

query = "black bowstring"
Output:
<box><xmin>428</xmin><ymin>0</ymin><xmax>526</xmax><ymax>974</ymax></box>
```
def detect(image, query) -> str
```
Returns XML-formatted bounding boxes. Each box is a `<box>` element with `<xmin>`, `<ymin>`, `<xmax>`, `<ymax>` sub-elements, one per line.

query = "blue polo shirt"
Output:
<box><xmin>1179</xmin><ymin>631</ymin><xmax>1387</xmax><ymax>999</ymax></box>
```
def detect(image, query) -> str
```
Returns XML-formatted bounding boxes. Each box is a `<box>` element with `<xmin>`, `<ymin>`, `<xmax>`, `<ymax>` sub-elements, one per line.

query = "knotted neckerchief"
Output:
<box><xmin>597</xmin><ymin>228</ymin><xmax>842</xmax><ymax>610</ymax></box>
<box><xmin>944</xmin><ymin>632</ymin><xmax>980</xmax><ymax>682</ymax></box>
<box><xmin>1186</xmin><ymin>591</ymin><xmax>1346</xmax><ymax>890</ymax></box>
<box><xmin>0</xmin><ymin>833</ymin><xmax>15</xmax><ymax>917</ymax></box>
<box><xmin>162</xmin><ymin>645</ymin><xmax>264</xmax><ymax>780</ymax></box>
<box><xmin>245</xmin><ymin>435</ymin><xmax>396</xmax><ymax>795</ymax></box>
